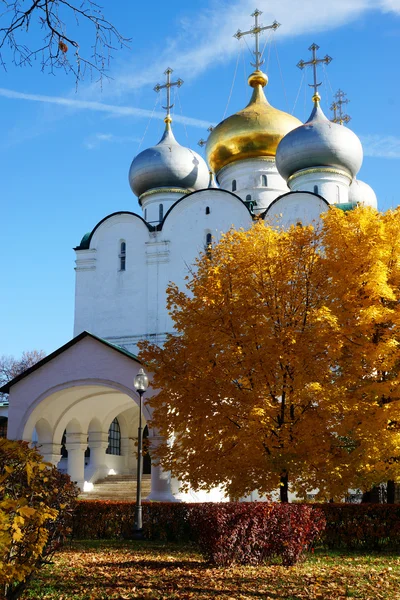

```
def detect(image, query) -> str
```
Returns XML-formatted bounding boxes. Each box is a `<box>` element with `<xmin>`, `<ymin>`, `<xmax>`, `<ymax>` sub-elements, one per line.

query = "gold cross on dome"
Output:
<box><xmin>234</xmin><ymin>9</ymin><xmax>280</xmax><ymax>71</ymax></box>
<box><xmin>154</xmin><ymin>68</ymin><xmax>183</xmax><ymax>123</ymax></box>
<box><xmin>297</xmin><ymin>43</ymin><xmax>332</xmax><ymax>101</ymax></box>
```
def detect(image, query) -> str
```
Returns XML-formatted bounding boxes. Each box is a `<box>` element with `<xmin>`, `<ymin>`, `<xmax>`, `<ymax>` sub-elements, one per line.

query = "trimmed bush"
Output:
<box><xmin>72</xmin><ymin>500</ymin><xmax>191</xmax><ymax>541</ymax></box>
<box><xmin>0</xmin><ymin>439</ymin><xmax>79</xmax><ymax>600</ymax></box>
<box><xmin>317</xmin><ymin>503</ymin><xmax>400</xmax><ymax>551</ymax></box>
<box><xmin>189</xmin><ymin>502</ymin><xmax>325</xmax><ymax>566</ymax></box>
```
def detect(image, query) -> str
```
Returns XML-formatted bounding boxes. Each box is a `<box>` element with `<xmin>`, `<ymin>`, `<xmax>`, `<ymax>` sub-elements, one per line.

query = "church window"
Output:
<box><xmin>159</xmin><ymin>203</ymin><xmax>164</xmax><ymax>222</ymax></box>
<box><xmin>119</xmin><ymin>241</ymin><xmax>126</xmax><ymax>271</ymax></box>
<box><xmin>0</xmin><ymin>417</ymin><xmax>7</xmax><ymax>438</ymax></box>
<box><xmin>206</xmin><ymin>206</ymin><xmax>210</xmax><ymax>215</ymax></box>
<box><xmin>205</xmin><ymin>232</ymin><xmax>212</xmax><ymax>257</ymax></box>
<box><xmin>61</xmin><ymin>430</ymin><xmax>68</xmax><ymax>458</ymax></box>
<box><xmin>262</xmin><ymin>175</ymin><xmax>268</xmax><ymax>186</ymax></box>
<box><xmin>232</xmin><ymin>180</ymin><xmax>237</xmax><ymax>192</ymax></box>
<box><xmin>106</xmin><ymin>418</ymin><xmax>121</xmax><ymax>456</ymax></box>
<box><xmin>246</xmin><ymin>194</ymin><xmax>252</xmax><ymax>202</ymax></box>
<box><xmin>314</xmin><ymin>185</ymin><xmax>319</xmax><ymax>194</ymax></box>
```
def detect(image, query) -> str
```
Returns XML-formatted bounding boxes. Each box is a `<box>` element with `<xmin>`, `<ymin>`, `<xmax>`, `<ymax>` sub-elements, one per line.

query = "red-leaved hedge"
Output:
<box><xmin>72</xmin><ymin>501</ymin><xmax>191</xmax><ymax>541</ymax></box>
<box><xmin>316</xmin><ymin>503</ymin><xmax>400</xmax><ymax>551</ymax></box>
<box><xmin>72</xmin><ymin>500</ymin><xmax>400</xmax><ymax>559</ymax></box>
<box><xmin>188</xmin><ymin>502</ymin><xmax>325</xmax><ymax>566</ymax></box>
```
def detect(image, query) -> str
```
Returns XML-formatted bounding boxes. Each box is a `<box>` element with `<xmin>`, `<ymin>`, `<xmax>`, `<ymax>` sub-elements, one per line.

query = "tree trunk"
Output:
<box><xmin>280</xmin><ymin>471</ymin><xmax>289</xmax><ymax>503</ymax></box>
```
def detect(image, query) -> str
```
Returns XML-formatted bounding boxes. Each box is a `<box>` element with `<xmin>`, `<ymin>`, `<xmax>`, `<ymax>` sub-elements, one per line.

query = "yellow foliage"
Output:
<box><xmin>140</xmin><ymin>207</ymin><xmax>400</xmax><ymax>500</ymax></box>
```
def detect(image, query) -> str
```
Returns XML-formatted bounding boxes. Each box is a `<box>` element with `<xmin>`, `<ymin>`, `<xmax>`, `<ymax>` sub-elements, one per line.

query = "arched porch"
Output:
<box><xmin>3</xmin><ymin>331</ymin><xmax>176</xmax><ymax>501</ymax></box>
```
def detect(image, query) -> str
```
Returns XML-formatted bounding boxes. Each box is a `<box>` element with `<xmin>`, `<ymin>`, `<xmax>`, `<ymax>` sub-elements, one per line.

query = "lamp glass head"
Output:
<box><xmin>134</xmin><ymin>368</ymin><xmax>149</xmax><ymax>393</ymax></box>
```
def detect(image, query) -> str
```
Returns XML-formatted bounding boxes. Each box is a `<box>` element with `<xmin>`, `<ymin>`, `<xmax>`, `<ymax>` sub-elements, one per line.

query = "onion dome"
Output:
<box><xmin>349</xmin><ymin>178</ymin><xmax>377</xmax><ymax>208</ymax></box>
<box><xmin>276</xmin><ymin>98</ymin><xmax>363</xmax><ymax>182</ymax></box>
<box><xmin>129</xmin><ymin>120</ymin><xmax>209</xmax><ymax>199</ymax></box>
<box><xmin>206</xmin><ymin>70</ymin><xmax>302</xmax><ymax>175</ymax></box>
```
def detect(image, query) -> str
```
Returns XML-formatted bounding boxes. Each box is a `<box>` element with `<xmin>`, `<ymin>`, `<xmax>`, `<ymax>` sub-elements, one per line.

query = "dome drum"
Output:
<box><xmin>217</xmin><ymin>157</ymin><xmax>289</xmax><ymax>211</ymax></box>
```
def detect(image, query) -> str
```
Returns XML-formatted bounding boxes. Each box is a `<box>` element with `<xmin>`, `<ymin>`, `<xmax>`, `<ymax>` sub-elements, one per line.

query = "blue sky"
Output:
<box><xmin>1</xmin><ymin>0</ymin><xmax>400</xmax><ymax>358</ymax></box>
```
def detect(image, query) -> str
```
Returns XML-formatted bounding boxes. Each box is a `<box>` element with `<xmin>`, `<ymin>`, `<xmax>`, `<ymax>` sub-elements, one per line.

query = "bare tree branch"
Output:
<box><xmin>0</xmin><ymin>0</ymin><xmax>130</xmax><ymax>82</ymax></box>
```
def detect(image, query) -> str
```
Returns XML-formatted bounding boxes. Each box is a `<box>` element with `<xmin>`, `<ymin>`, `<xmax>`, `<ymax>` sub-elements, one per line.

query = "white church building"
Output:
<box><xmin>1</xmin><ymin>21</ymin><xmax>378</xmax><ymax>501</ymax></box>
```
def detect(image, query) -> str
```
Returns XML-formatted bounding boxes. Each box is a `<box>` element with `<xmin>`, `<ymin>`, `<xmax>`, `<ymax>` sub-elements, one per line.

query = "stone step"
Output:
<box><xmin>79</xmin><ymin>474</ymin><xmax>151</xmax><ymax>501</ymax></box>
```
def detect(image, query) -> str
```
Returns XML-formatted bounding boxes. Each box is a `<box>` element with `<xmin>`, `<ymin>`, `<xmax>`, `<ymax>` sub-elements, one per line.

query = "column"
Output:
<box><xmin>39</xmin><ymin>443</ymin><xmax>61</xmax><ymax>466</ymax></box>
<box><xmin>65</xmin><ymin>432</ymin><xmax>87</xmax><ymax>490</ymax></box>
<box><xmin>121</xmin><ymin>436</ymin><xmax>137</xmax><ymax>475</ymax></box>
<box><xmin>146</xmin><ymin>436</ymin><xmax>179</xmax><ymax>502</ymax></box>
<box><xmin>87</xmin><ymin>431</ymin><xmax>109</xmax><ymax>480</ymax></box>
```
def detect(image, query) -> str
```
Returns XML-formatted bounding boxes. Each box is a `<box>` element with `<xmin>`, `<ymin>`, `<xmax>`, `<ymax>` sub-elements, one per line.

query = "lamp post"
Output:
<box><xmin>133</xmin><ymin>367</ymin><xmax>149</xmax><ymax>539</ymax></box>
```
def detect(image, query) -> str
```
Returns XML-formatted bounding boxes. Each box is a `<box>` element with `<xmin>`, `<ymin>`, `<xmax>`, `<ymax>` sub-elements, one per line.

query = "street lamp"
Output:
<box><xmin>133</xmin><ymin>367</ymin><xmax>149</xmax><ymax>539</ymax></box>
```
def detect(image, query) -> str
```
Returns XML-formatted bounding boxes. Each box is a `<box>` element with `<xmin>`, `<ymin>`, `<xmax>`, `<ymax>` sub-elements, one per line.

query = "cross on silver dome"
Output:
<box><xmin>234</xmin><ymin>9</ymin><xmax>280</xmax><ymax>71</ymax></box>
<box><xmin>154</xmin><ymin>68</ymin><xmax>183</xmax><ymax>123</ymax></box>
<box><xmin>297</xmin><ymin>43</ymin><xmax>332</xmax><ymax>101</ymax></box>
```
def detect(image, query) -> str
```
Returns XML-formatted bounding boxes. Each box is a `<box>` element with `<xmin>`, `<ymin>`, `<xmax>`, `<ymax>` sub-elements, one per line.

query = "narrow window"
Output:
<box><xmin>159</xmin><ymin>203</ymin><xmax>164</xmax><ymax>222</ymax></box>
<box><xmin>336</xmin><ymin>185</ymin><xmax>340</xmax><ymax>202</ymax></box>
<box><xmin>262</xmin><ymin>175</ymin><xmax>268</xmax><ymax>186</ymax></box>
<box><xmin>314</xmin><ymin>185</ymin><xmax>319</xmax><ymax>194</ymax></box>
<box><xmin>61</xmin><ymin>430</ymin><xmax>68</xmax><ymax>458</ymax></box>
<box><xmin>205</xmin><ymin>232</ymin><xmax>212</xmax><ymax>257</ymax></box>
<box><xmin>144</xmin><ymin>208</ymin><xmax>147</xmax><ymax>220</ymax></box>
<box><xmin>0</xmin><ymin>417</ymin><xmax>7</xmax><ymax>438</ymax></box>
<box><xmin>232</xmin><ymin>180</ymin><xmax>237</xmax><ymax>192</ymax></box>
<box><xmin>205</xmin><ymin>206</ymin><xmax>210</xmax><ymax>215</ymax></box>
<box><xmin>106</xmin><ymin>418</ymin><xmax>121</xmax><ymax>456</ymax></box>
<box><xmin>246</xmin><ymin>194</ymin><xmax>252</xmax><ymax>201</ymax></box>
<box><xmin>119</xmin><ymin>241</ymin><xmax>126</xmax><ymax>271</ymax></box>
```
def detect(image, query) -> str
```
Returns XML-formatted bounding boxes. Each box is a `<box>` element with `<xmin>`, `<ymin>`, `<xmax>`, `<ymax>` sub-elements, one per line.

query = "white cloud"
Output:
<box><xmin>84</xmin><ymin>132</ymin><xmax>141</xmax><ymax>150</ymax></box>
<box><xmin>0</xmin><ymin>87</ymin><xmax>211</xmax><ymax>129</ymax></box>
<box><xmin>380</xmin><ymin>0</ymin><xmax>400</xmax><ymax>13</ymax></box>
<box><xmin>360</xmin><ymin>134</ymin><xmax>400</xmax><ymax>159</ymax></box>
<box><xmin>99</xmin><ymin>0</ymin><xmax>395</xmax><ymax>98</ymax></box>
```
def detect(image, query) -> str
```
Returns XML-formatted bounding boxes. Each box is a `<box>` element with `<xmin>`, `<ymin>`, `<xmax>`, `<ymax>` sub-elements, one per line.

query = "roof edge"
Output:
<box><xmin>0</xmin><ymin>331</ymin><xmax>141</xmax><ymax>394</ymax></box>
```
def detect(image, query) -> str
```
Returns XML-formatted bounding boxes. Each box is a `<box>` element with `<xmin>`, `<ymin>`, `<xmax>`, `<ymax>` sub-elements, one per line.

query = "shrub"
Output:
<box><xmin>317</xmin><ymin>503</ymin><xmax>400</xmax><ymax>551</ymax></box>
<box><xmin>72</xmin><ymin>500</ymin><xmax>191</xmax><ymax>541</ymax></box>
<box><xmin>189</xmin><ymin>502</ymin><xmax>326</xmax><ymax>566</ymax></box>
<box><xmin>0</xmin><ymin>439</ymin><xmax>78</xmax><ymax>600</ymax></box>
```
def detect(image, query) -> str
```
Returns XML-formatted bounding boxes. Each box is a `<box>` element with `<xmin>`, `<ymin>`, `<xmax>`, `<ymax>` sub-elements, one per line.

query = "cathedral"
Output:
<box><xmin>1</xmin><ymin>14</ymin><xmax>378</xmax><ymax>501</ymax></box>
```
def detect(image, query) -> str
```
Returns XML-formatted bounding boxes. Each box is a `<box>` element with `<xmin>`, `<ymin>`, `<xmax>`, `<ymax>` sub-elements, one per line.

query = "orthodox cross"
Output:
<box><xmin>297</xmin><ymin>43</ymin><xmax>332</xmax><ymax>100</ymax></box>
<box><xmin>234</xmin><ymin>9</ymin><xmax>280</xmax><ymax>70</ymax></box>
<box><xmin>154</xmin><ymin>68</ymin><xmax>183</xmax><ymax>122</ymax></box>
<box><xmin>331</xmin><ymin>89</ymin><xmax>351</xmax><ymax>124</ymax></box>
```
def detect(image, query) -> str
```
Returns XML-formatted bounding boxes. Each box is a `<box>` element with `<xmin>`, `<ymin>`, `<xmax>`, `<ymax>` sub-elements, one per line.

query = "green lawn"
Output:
<box><xmin>21</xmin><ymin>541</ymin><xmax>400</xmax><ymax>600</ymax></box>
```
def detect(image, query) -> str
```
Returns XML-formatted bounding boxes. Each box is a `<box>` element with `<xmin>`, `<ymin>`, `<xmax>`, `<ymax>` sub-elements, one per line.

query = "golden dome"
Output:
<box><xmin>206</xmin><ymin>70</ymin><xmax>302</xmax><ymax>175</ymax></box>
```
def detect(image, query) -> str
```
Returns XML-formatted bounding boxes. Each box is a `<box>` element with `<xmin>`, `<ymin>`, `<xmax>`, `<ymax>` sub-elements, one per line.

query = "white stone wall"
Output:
<box><xmin>74</xmin><ymin>190</ymin><xmax>252</xmax><ymax>353</ymax></box>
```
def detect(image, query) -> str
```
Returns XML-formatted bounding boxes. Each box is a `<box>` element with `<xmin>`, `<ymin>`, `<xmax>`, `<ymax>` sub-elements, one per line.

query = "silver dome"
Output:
<box><xmin>129</xmin><ymin>123</ymin><xmax>209</xmax><ymax>198</ymax></box>
<box><xmin>349</xmin><ymin>178</ymin><xmax>377</xmax><ymax>208</ymax></box>
<box><xmin>276</xmin><ymin>102</ymin><xmax>363</xmax><ymax>182</ymax></box>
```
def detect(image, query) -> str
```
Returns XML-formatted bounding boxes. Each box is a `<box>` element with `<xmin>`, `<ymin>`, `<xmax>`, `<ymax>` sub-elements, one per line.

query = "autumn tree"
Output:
<box><xmin>0</xmin><ymin>1</ymin><xmax>129</xmax><ymax>81</ymax></box>
<box><xmin>0</xmin><ymin>439</ymin><xmax>78</xmax><ymax>600</ymax></box>
<box><xmin>139</xmin><ymin>206</ymin><xmax>400</xmax><ymax>501</ymax></box>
